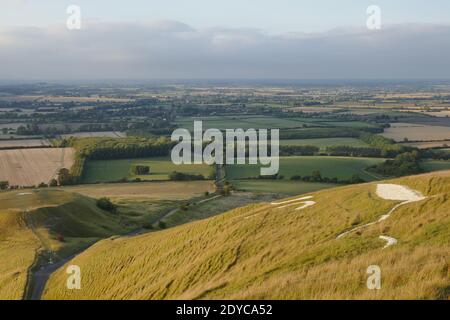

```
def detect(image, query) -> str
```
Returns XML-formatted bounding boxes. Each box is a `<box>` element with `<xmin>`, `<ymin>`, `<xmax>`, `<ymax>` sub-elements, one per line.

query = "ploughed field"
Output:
<box><xmin>0</xmin><ymin>148</ymin><xmax>74</xmax><ymax>186</ymax></box>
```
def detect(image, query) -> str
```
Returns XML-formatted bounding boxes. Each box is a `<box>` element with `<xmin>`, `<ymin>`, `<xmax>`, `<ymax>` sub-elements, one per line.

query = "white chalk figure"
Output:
<box><xmin>379</xmin><ymin>235</ymin><xmax>398</xmax><ymax>248</ymax></box>
<box><xmin>337</xmin><ymin>184</ymin><xmax>426</xmax><ymax>249</ymax></box>
<box><xmin>271</xmin><ymin>196</ymin><xmax>316</xmax><ymax>210</ymax></box>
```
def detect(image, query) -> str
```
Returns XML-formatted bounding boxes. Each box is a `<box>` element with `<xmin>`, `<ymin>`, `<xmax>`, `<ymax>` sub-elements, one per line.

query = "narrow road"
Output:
<box><xmin>29</xmin><ymin>257</ymin><xmax>72</xmax><ymax>300</ymax></box>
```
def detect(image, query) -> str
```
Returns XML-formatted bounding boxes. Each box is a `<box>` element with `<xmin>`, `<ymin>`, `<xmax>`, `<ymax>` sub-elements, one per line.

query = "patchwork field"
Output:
<box><xmin>382</xmin><ymin>123</ymin><xmax>450</xmax><ymax>142</ymax></box>
<box><xmin>81</xmin><ymin>157</ymin><xmax>212</xmax><ymax>183</ymax></box>
<box><xmin>226</xmin><ymin>156</ymin><xmax>385</xmax><ymax>181</ymax></box>
<box><xmin>0</xmin><ymin>148</ymin><xmax>74</xmax><ymax>186</ymax></box>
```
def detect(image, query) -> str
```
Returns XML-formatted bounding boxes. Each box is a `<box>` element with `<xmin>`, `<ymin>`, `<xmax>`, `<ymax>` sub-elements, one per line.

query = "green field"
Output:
<box><xmin>422</xmin><ymin>160</ymin><xmax>450</xmax><ymax>172</ymax></box>
<box><xmin>226</xmin><ymin>156</ymin><xmax>384</xmax><ymax>181</ymax></box>
<box><xmin>82</xmin><ymin>157</ymin><xmax>212</xmax><ymax>183</ymax></box>
<box><xmin>280</xmin><ymin>137</ymin><xmax>369</xmax><ymax>149</ymax></box>
<box><xmin>232</xmin><ymin>180</ymin><xmax>338</xmax><ymax>195</ymax></box>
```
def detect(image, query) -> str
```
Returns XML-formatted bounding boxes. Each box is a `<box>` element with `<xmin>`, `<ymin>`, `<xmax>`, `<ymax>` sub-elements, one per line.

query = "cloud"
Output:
<box><xmin>1</xmin><ymin>21</ymin><xmax>450</xmax><ymax>80</ymax></box>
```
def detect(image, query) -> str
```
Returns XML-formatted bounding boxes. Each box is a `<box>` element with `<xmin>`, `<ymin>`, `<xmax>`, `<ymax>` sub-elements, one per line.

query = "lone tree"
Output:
<box><xmin>134</xmin><ymin>165</ymin><xmax>150</xmax><ymax>175</ymax></box>
<box><xmin>49</xmin><ymin>178</ymin><xmax>58</xmax><ymax>187</ymax></box>
<box><xmin>96</xmin><ymin>197</ymin><xmax>117</xmax><ymax>213</ymax></box>
<box><xmin>0</xmin><ymin>181</ymin><xmax>9</xmax><ymax>190</ymax></box>
<box><xmin>57</xmin><ymin>168</ymin><xmax>72</xmax><ymax>186</ymax></box>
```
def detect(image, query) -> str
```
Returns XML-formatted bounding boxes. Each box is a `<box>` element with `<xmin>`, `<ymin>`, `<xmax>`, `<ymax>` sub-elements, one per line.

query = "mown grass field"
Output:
<box><xmin>43</xmin><ymin>171</ymin><xmax>450</xmax><ymax>299</ymax></box>
<box><xmin>81</xmin><ymin>157</ymin><xmax>212</xmax><ymax>183</ymax></box>
<box><xmin>226</xmin><ymin>156</ymin><xmax>385</xmax><ymax>181</ymax></box>
<box><xmin>421</xmin><ymin>160</ymin><xmax>450</xmax><ymax>172</ymax></box>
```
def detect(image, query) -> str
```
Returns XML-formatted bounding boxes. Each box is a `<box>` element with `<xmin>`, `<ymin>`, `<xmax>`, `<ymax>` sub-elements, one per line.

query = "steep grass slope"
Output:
<box><xmin>0</xmin><ymin>189</ymin><xmax>131</xmax><ymax>300</ymax></box>
<box><xmin>43</xmin><ymin>171</ymin><xmax>449</xmax><ymax>299</ymax></box>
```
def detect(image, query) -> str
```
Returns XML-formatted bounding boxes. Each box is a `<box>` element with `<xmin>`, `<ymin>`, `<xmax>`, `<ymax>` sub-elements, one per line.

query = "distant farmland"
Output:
<box><xmin>0</xmin><ymin>148</ymin><xmax>74</xmax><ymax>186</ymax></box>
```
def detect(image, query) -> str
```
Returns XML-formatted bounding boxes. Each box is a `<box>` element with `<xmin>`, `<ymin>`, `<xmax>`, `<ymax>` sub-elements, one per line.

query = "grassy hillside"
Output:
<box><xmin>0</xmin><ymin>189</ymin><xmax>134</xmax><ymax>300</ymax></box>
<box><xmin>43</xmin><ymin>171</ymin><xmax>449</xmax><ymax>299</ymax></box>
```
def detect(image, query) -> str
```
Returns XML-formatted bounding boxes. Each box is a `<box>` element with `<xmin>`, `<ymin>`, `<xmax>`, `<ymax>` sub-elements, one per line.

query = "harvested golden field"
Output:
<box><xmin>43</xmin><ymin>171</ymin><xmax>450</xmax><ymax>300</ymax></box>
<box><xmin>401</xmin><ymin>140</ymin><xmax>450</xmax><ymax>149</ymax></box>
<box><xmin>0</xmin><ymin>148</ymin><xmax>74</xmax><ymax>186</ymax></box>
<box><xmin>382</xmin><ymin>123</ymin><xmax>450</xmax><ymax>142</ymax></box>
<box><xmin>58</xmin><ymin>181</ymin><xmax>215</xmax><ymax>201</ymax></box>
<box><xmin>0</xmin><ymin>139</ymin><xmax>51</xmax><ymax>148</ymax></box>
<box><xmin>60</xmin><ymin>131</ymin><xmax>126</xmax><ymax>139</ymax></box>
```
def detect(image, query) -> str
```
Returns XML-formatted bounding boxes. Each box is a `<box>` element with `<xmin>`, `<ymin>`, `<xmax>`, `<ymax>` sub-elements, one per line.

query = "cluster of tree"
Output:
<box><xmin>133</xmin><ymin>165</ymin><xmax>150</xmax><ymax>175</ymax></box>
<box><xmin>96</xmin><ymin>197</ymin><xmax>118</xmax><ymax>213</ymax></box>
<box><xmin>57</xmin><ymin>168</ymin><xmax>75</xmax><ymax>186</ymax></box>
<box><xmin>366</xmin><ymin>151</ymin><xmax>422</xmax><ymax>177</ymax></box>
<box><xmin>168</xmin><ymin>171</ymin><xmax>205</xmax><ymax>181</ymax></box>
<box><xmin>290</xmin><ymin>171</ymin><xmax>364</xmax><ymax>184</ymax></box>
<box><xmin>359</xmin><ymin>132</ymin><xmax>406</xmax><ymax>157</ymax></box>
<box><xmin>251</xmin><ymin>171</ymin><xmax>364</xmax><ymax>184</ymax></box>
<box><xmin>73</xmin><ymin>137</ymin><xmax>173</xmax><ymax>160</ymax></box>
<box><xmin>16</xmin><ymin>124</ymin><xmax>60</xmax><ymax>136</ymax></box>
<box><xmin>0</xmin><ymin>181</ymin><xmax>9</xmax><ymax>190</ymax></box>
<box><xmin>280</xmin><ymin>128</ymin><xmax>362</xmax><ymax>140</ymax></box>
<box><xmin>419</xmin><ymin>149</ymin><xmax>450</xmax><ymax>161</ymax></box>
<box><xmin>279</xmin><ymin>145</ymin><xmax>319</xmax><ymax>156</ymax></box>
<box><xmin>326</xmin><ymin>146</ymin><xmax>388</xmax><ymax>158</ymax></box>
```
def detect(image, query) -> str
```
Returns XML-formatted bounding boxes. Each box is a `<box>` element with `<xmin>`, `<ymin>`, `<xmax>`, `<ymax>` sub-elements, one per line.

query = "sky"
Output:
<box><xmin>1</xmin><ymin>0</ymin><xmax>450</xmax><ymax>80</ymax></box>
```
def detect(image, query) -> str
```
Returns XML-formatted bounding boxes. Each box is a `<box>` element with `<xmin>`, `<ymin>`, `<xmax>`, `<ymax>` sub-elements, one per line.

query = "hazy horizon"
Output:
<box><xmin>1</xmin><ymin>1</ymin><xmax>450</xmax><ymax>80</ymax></box>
